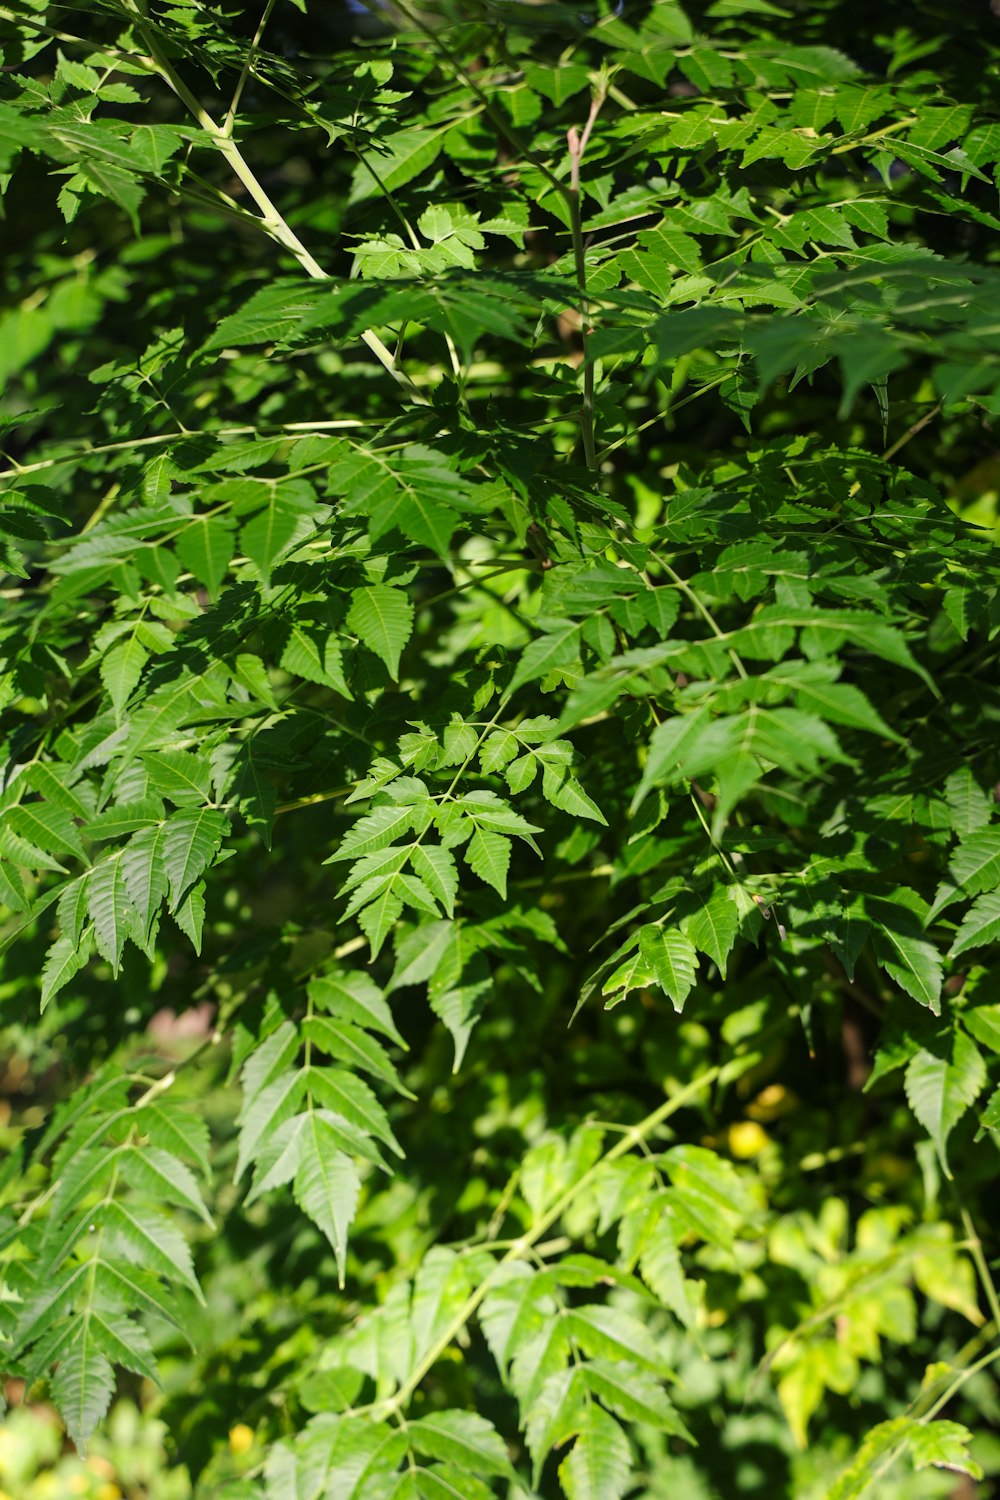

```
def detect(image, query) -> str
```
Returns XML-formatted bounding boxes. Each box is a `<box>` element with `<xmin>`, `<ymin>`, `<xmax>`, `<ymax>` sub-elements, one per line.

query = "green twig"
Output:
<box><xmin>222</xmin><ymin>0</ymin><xmax>277</xmax><ymax>138</ymax></box>
<box><xmin>566</xmin><ymin>87</ymin><xmax>606</xmax><ymax>470</ymax></box>
<box><xmin>118</xmin><ymin>0</ymin><xmax>419</xmax><ymax>396</ymax></box>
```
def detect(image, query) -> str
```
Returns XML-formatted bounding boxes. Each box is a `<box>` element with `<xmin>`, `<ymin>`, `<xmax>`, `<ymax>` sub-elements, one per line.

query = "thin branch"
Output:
<box><xmin>117</xmin><ymin>0</ymin><xmax>420</xmax><ymax>396</ymax></box>
<box><xmin>956</xmin><ymin>1200</ymin><xmax>1000</xmax><ymax>1331</ymax></box>
<box><xmin>566</xmin><ymin>87</ymin><xmax>607</xmax><ymax>470</ymax></box>
<box><xmin>222</xmin><ymin>0</ymin><xmax>277</xmax><ymax>138</ymax></box>
<box><xmin>0</xmin><ymin>419</ymin><xmax>376</xmax><ymax>485</ymax></box>
<box><xmin>881</xmin><ymin>400</ymin><xmax>943</xmax><ymax>463</ymax></box>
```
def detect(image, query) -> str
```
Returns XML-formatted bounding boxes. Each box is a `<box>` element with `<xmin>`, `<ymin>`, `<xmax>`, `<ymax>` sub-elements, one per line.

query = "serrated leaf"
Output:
<box><xmin>41</xmin><ymin>928</ymin><xmax>94</xmax><ymax>1011</ymax></box>
<box><xmin>176</xmin><ymin>514</ymin><xmax>235</xmax><ymax>596</ymax></box>
<box><xmin>101</xmin><ymin>632</ymin><xmax>148</xmax><ymax>718</ymax></box>
<box><xmin>565</xmin><ymin>1304</ymin><xmax>666</xmax><ymax>1372</ymax></box>
<box><xmin>119</xmin><ymin>1145</ymin><xmax>213</xmax><ymax>1225</ymax></box>
<box><xmin>7</xmin><ymin>801</ymin><xmax>85</xmax><ymax>860</ymax></box>
<box><xmin>905</xmin><ymin>1030</ymin><xmax>986</xmax><ymax>1173</ymax></box>
<box><xmin>237</xmin><ymin>1069</ymin><xmax>306</xmax><ymax>1180</ymax></box>
<box><xmin>506</xmin><ymin>621</ymin><xmax>581</xmax><ymax>699</ymax></box>
<box><xmin>87</xmin><ymin>856</ymin><xmax>132</xmax><ymax>972</ymax></box>
<box><xmin>307</xmin><ymin>1065</ymin><xmax>403</xmax><ymax>1157</ymax></box>
<box><xmin>310</xmin><ymin>969</ymin><xmax>407</xmax><ymax>1048</ymax></box>
<box><xmin>173</xmin><ymin>879</ymin><xmax>206</xmax><ymax>952</ymax></box>
<box><xmin>51</xmin><ymin>1337</ymin><xmax>115</xmax><ymax>1452</ymax></box>
<box><xmin>684</xmin><ymin>887</ymin><xmax>739</xmax><ymax>977</ymax></box>
<box><xmin>240</xmin><ymin>500</ymin><xmax>307</xmax><ymax>585</ymax></box>
<box><xmin>558</xmin><ymin>1403</ymin><xmax>632</xmax><ymax>1500</ymax></box>
<box><xmin>944</xmin><ymin>767</ymin><xmax>992</xmax><ymax>837</ymax></box>
<box><xmin>120</xmin><ymin>822</ymin><xmax>168</xmax><ymax>931</ymax></box>
<box><xmin>293</xmin><ymin>1112</ymin><xmax>362</xmax><ymax>1284</ymax></box>
<box><xmin>827</xmin><ymin>1418</ymin><xmax>913</xmax><ymax>1500</ymax></box>
<box><xmin>408</xmin><ymin>1410</ymin><xmax>514</xmax><ymax>1478</ymax></box>
<box><xmin>870</xmin><ymin>899</ymin><xmax>943</xmax><ymax>1013</ymax></box>
<box><xmin>304</xmin><ymin>1016</ymin><xmax>412</xmax><ymax>1096</ymax></box>
<box><xmin>103</xmin><ymin>1200</ymin><xmax>202</xmax><ymax>1298</ymax></box>
<box><xmin>638</xmin><ymin>926</ymin><xmax>698</xmax><ymax>1011</ymax></box>
<box><xmin>950</xmin><ymin>829</ymin><xmax>1000</xmax><ymax>896</ymax></box>
<box><xmin>582</xmin><ymin>1358</ymin><xmax>692</xmax><ymax>1439</ymax></box>
<box><xmin>631</xmin><ymin>707</ymin><xmax>729</xmax><ymax>810</ymax></box>
<box><xmin>280</xmin><ymin>619</ymin><xmax>352</xmax><ymax>697</ymax></box>
<box><xmin>161</xmin><ymin>808</ymin><xmax>228</xmax><ymax>908</ymax></box>
<box><xmin>329</xmin><ymin>804</ymin><xmax>417</xmax><ymax>863</ymax></box>
<box><xmin>347</xmin><ymin>585</ymin><xmax>414</xmax><ymax>679</ymax></box>
<box><xmin>413</xmin><ymin>1466</ymin><xmax>496</xmax><ymax>1500</ymax></box>
<box><xmin>465</xmin><ymin>826</ymin><xmax>511</xmax><ymax>898</ymax></box>
<box><xmin>541</xmin><ymin>768</ymin><xmax>607</xmax><ymax>824</ymax></box>
<box><xmin>950</xmin><ymin>889</ymin><xmax>1000</xmax><ymax>957</ymax></box>
<box><xmin>358</xmin><ymin>885</ymin><xmax>404</xmax><ymax>958</ymax></box>
<box><xmin>410</xmin><ymin>844</ymin><xmax>459</xmax><ymax>916</ymax></box>
<box><xmin>909</xmin><ymin>1420</ymin><xmax>983</xmax><ymax>1478</ymax></box>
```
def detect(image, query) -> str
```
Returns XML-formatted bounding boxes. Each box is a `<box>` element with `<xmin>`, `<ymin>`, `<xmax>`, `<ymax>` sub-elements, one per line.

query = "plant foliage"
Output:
<box><xmin>2</xmin><ymin>0</ymin><xmax>1000</xmax><ymax>1494</ymax></box>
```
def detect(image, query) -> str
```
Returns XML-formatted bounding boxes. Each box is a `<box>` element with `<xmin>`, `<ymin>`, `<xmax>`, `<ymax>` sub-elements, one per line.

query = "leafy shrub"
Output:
<box><xmin>2</xmin><ymin>1</ymin><xmax>1000</xmax><ymax>1496</ymax></box>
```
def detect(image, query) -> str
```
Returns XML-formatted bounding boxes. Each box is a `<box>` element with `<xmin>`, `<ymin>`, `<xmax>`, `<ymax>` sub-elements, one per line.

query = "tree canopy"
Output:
<box><xmin>2</xmin><ymin>1</ymin><xmax>1000</xmax><ymax>1496</ymax></box>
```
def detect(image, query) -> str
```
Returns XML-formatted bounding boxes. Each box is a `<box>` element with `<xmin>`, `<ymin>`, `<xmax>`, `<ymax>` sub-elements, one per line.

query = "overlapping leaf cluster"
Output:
<box><xmin>1</xmin><ymin>1</ymin><xmax>1000</xmax><ymax>1496</ymax></box>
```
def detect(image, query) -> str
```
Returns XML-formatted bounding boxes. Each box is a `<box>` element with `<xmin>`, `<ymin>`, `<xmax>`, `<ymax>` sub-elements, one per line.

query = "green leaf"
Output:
<box><xmin>120</xmin><ymin>823</ymin><xmax>169</xmax><ymax>931</ymax></box>
<box><xmin>909</xmin><ymin>1420</ymin><xmax>984</xmax><ymax>1478</ymax></box>
<box><xmin>506</xmin><ymin>621</ymin><xmax>581</xmax><ymax>699</ymax></box>
<box><xmin>103</xmin><ymin>1200</ymin><xmax>202</xmax><ymax>1298</ymax></box>
<box><xmin>280</xmin><ymin>618</ymin><xmax>352</xmax><ymax>697</ymax></box>
<box><xmin>119</xmin><ymin>1145</ymin><xmax>213</xmax><ymax>1225</ymax></box>
<box><xmin>638</xmin><ymin>926</ymin><xmax>698</xmax><ymax>1010</ymax></box>
<box><xmin>293</xmin><ymin>1111</ymin><xmax>362</xmax><ymax>1285</ymax></box>
<box><xmin>310</xmin><ymin>969</ymin><xmax>407</xmax><ymax>1048</ymax></box>
<box><xmin>358</xmin><ymin>885</ymin><xmax>404</xmax><ymax>958</ymax></box>
<box><xmin>347</xmin><ymin>585</ymin><xmax>414</xmax><ymax>679</ymax></box>
<box><xmin>827</xmin><ymin>1418</ymin><xmax>913</xmax><ymax>1500</ymax></box>
<box><xmin>413</xmin><ymin>1466</ymin><xmax>497</xmax><ymax>1500</ymax></box>
<box><xmin>329</xmin><ymin>805</ymin><xmax>417</xmax><ymax>863</ymax></box>
<box><xmin>558</xmin><ymin>1403</ymin><xmax>633</xmax><ymax>1500</ymax></box>
<box><xmin>465</xmin><ymin>826</ymin><xmax>511</xmax><ymax>898</ymax></box>
<box><xmin>7</xmin><ymin>801</ymin><xmax>85</xmax><ymax>861</ymax></box>
<box><xmin>173</xmin><ymin>880</ymin><xmax>206</xmax><ymax>952</ymax></box>
<box><xmin>950</xmin><ymin>889</ymin><xmax>1000</xmax><ymax>957</ymax></box>
<box><xmin>350</xmin><ymin>129</ymin><xmax>442</xmax><ymax>201</ymax></box>
<box><xmin>240</xmin><ymin>499</ymin><xmax>307</xmax><ymax>585</ymax></box>
<box><xmin>565</xmin><ymin>1304</ymin><xmax>666</xmax><ymax>1372</ymax></box>
<box><xmin>408</xmin><ymin>1411</ymin><xmax>514</xmax><ymax>1478</ymax></box>
<box><xmin>51</xmin><ymin>1338</ymin><xmax>115</xmax><ymax>1452</ymax></box>
<box><xmin>410</xmin><ymin>844</ymin><xmax>459</xmax><ymax>917</ymax></box>
<box><xmin>962</xmin><ymin>1003</ymin><xmax>1000</xmax><ymax>1053</ymax></box>
<box><xmin>684</xmin><ymin>887</ymin><xmax>739</xmax><ymax>977</ymax></box>
<box><xmin>944</xmin><ymin>767</ymin><xmax>993</xmax><ymax>836</ymax></box>
<box><xmin>904</xmin><ymin>1031</ymin><xmax>986</xmax><ymax>1173</ymax></box>
<box><xmin>307</xmin><ymin>1065</ymin><xmax>403</xmax><ymax>1157</ymax></box>
<box><xmin>175</xmin><ymin>515</ymin><xmax>235</xmax><ymax>596</ymax></box>
<box><xmin>950</xmin><ymin>829</ymin><xmax>1000</xmax><ymax>896</ymax></box>
<box><xmin>303</xmin><ymin>1016</ymin><xmax>412</xmax><ymax>1096</ymax></box>
<box><xmin>540</xmin><ymin>768</ymin><xmax>607</xmax><ymax>824</ymax></box>
<box><xmin>40</xmin><ymin>928</ymin><xmax>94</xmax><ymax>1012</ymax></box>
<box><xmin>631</xmin><ymin>707</ymin><xmax>728</xmax><ymax>810</ymax></box>
<box><xmin>161</xmin><ymin>809</ymin><xmax>228</xmax><ymax>908</ymax></box>
<box><xmin>582</xmin><ymin>1358</ymin><xmax>692</xmax><ymax>1439</ymax></box>
<box><xmin>869</xmin><ymin>899</ymin><xmax>943</xmax><ymax>1013</ymax></box>
<box><xmin>87</xmin><ymin>856</ymin><xmax>133</xmax><ymax>973</ymax></box>
<box><xmin>101</xmin><ymin>632</ymin><xmax>148</xmax><ymax>719</ymax></box>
